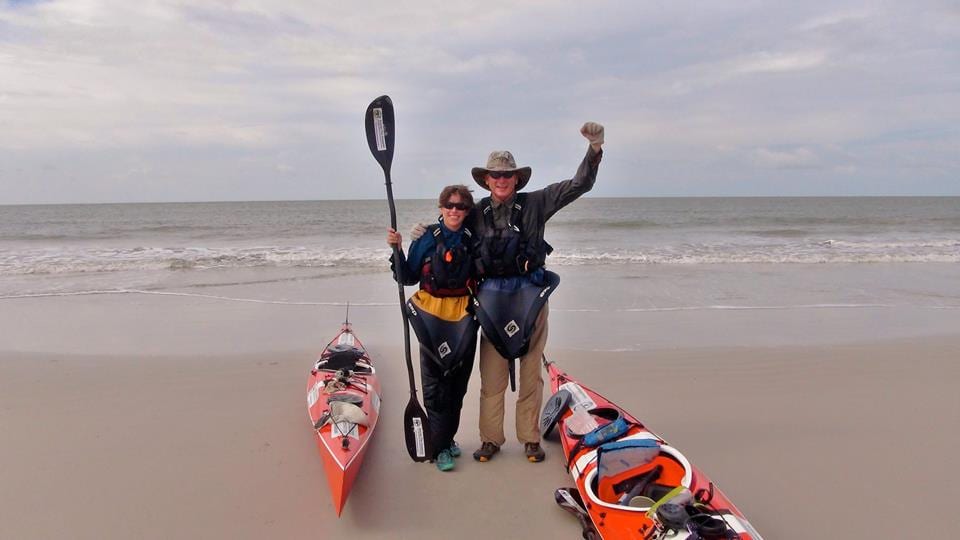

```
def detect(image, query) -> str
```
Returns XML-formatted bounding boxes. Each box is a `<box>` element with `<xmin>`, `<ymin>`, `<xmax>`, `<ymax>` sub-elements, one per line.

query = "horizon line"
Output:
<box><xmin>2</xmin><ymin>193</ymin><xmax>960</xmax><ymax>207</ymax></box>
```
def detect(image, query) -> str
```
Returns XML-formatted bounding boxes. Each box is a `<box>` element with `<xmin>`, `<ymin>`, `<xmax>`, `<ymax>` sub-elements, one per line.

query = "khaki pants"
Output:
<box><xmin>478</xmin><ymin>303</ymin><xmax>548</xmax><ymax>446</ymax></box>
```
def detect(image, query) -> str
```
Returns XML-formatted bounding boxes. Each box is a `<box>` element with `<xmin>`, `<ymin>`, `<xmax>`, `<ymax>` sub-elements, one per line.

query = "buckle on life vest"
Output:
<box><xmin>515</xmin><ymin>254</ymin><xmax>529</xmax><ymax>274</ymax></box>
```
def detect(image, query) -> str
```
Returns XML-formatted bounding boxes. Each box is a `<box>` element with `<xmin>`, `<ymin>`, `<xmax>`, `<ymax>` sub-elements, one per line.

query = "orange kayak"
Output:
<box><xmin>543</xmin><ymin>358</ymin><xmax>763</xmax><ymax>540</ymax></box>
<box><xmin>307</xmin><ymin>322</ymin><xmax>381</xmax><ymax>516</ymax></box>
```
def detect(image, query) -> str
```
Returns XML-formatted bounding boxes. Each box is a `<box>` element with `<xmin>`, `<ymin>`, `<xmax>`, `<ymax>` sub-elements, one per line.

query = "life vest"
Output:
<box><xmin>419</xmin><ymin>224</ymin><xmax>475</xmax><ymax>297</ymax></box>
<box><xmin>476</xmin><ymin>193</ymin><xmax>552</xmax><ymax>277</ymax></box>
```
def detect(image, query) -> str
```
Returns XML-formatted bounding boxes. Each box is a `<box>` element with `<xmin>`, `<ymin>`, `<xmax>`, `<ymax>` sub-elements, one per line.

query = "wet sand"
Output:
<box><xmin>2</xmin><ymin>284</ymin><xmax>958</xmax><ymax>539</ymax></box>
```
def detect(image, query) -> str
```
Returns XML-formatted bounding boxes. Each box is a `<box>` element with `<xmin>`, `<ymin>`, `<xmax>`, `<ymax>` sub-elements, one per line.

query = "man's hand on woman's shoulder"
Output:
<box><xmin>410</xmin><ymin>223</ymin><xmax>428</xmax><ymax>241</ymax></box>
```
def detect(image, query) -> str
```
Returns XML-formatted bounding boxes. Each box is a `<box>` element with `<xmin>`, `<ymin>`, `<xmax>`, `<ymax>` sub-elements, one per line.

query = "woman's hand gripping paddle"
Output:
<box><xmin>365</xmin><ymin>95</ymin><xmax>433</xmax><ymax>462</ymax></box>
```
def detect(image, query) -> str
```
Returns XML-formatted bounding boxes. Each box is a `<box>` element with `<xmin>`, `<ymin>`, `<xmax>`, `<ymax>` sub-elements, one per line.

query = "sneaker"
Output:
<box><xmin>448</xmin><ymin>441</ymin><xmax>462</xmax><ymax>459</ymax></box>
<box><xmin>472</xmin><ymin>442</ymin><xmax>500</xmax><ymax>462</ymax></box>
<box><xmin>435</xmin><ymin>449</ymin><xmax>455</xmax><ymax>472</ymax></box>
<box><xmin>524</xmin><ymin>442</ymin><xmax>545</xmax><ymax>463</ymax></box>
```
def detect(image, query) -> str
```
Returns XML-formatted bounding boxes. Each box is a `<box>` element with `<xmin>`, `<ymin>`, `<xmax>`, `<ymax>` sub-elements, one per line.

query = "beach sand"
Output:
<box><xmin>2</xmin><ymin>278</ymin><xmax>959</xmax><ymax>539</ymax></box>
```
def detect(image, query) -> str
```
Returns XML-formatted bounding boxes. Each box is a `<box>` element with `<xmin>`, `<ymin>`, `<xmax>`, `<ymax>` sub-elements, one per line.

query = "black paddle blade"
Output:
<box><xmin>364</xmin><ymin>95</ymin><xmax>395</xmax><ymax>175</ymax></box>
<box><xmin>554</xmin><ymin>487</ymin><xmax>588</xmax><ymax>517</ymax></box>
<box><xmin>403</xmin><ymin>396</ymin><xmax>434</xmax><ymax>462</ymax></box>
<box><xmin>555</xmin><ymin>488</ymin><xmax>600</xmax><ymax>540</ymax></box>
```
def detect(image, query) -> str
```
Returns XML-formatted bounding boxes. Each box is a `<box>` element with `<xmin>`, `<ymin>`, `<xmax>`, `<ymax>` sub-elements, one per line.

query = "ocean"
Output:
<box><xmin>1</xmin><ymin>197</ymin><xmax>959</xmax><ymax>312</ymax></box>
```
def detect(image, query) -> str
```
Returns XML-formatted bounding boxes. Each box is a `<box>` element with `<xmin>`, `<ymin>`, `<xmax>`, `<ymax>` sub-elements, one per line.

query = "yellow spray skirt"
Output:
<box><xmin>409</xmin><ymin>290</ymin><xmax>471</xmax><ymax>323</ymax></box>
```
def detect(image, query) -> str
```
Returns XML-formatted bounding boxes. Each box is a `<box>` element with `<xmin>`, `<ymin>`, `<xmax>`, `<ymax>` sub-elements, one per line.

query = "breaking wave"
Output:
<box><xmin>2</xmin><ymin>238</ymin><xmax>958</xmax><ymax>276</ymax></box>
<box><xmin>0</xmin><ymin>246</ymin><xmax>392</xmax><ymax>276</ymax></box>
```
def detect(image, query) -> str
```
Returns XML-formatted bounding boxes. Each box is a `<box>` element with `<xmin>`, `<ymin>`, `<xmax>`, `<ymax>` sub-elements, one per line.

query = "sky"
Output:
<box><xmin>1</xmin><ymin>0</ymin><xmax>958</xmax><ymax>204</ymax></box>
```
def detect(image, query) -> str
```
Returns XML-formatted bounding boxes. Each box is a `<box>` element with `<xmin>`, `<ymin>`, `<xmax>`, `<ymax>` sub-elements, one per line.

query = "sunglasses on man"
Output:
<box><xmin>442</xmin><ymin>202</ymin><xmax>471</xmax><ymax>211</ymax></box>
<box><xmin>488</xmin><ymin>171</ymin><xmax>516</xmax><ymax>179</ymax></box>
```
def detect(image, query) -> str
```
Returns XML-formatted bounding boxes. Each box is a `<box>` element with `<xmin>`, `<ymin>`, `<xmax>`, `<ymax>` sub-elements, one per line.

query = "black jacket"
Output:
<box><xmin>470</xmin><ymin>146</ymin><xmax>602</xmax><ymax>271</ymax></box>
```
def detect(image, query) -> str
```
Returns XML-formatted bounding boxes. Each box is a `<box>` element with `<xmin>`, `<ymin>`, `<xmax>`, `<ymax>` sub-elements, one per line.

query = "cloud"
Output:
<box><xmin>1</xmin><ymin>0</ymin><xmax>958</xmax><ymax>202</ymax></box>
<box><xmin>733</xmin><ymin>50</ymin><xmax>828</xmax><ymax>74</ymax></box>
<box><xmin>752</xmin><ymin>147</ymin><xmax>822</xmax><ymax>169</ymax></box>
<box><xmin>796</xmin><ymin>9</ymin><xmax>871</xmax><ymax>32</ymax></box>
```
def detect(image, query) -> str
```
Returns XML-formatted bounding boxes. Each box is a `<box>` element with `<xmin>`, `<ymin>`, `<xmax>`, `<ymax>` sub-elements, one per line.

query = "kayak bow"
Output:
<box><xmin>307</xmin><ymin>321</ymin><xmax>381</xmax><ymax>516</ymax></box>
<box><xmin>543</xmin><ymin>358</ymin><xmax>763</xmax><ymax>540</ymax></box>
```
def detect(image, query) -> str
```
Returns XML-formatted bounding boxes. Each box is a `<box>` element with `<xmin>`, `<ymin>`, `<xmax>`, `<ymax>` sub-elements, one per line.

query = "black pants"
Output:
<box><xmin>419</xmin><ymin>330</ymin><xmax>477</xmax><ymax>458</ymax></box>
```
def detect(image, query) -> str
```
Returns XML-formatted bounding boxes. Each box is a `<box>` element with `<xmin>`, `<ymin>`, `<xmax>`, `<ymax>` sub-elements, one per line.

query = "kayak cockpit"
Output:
<box><xmin>578</xmin><ymin>434</ymin><xmax>694</xmax><ymax>512</ymax></box>
<box><xmin>317</xmin><ymin>344</ymin><xmax>373</xmax><ymax>374</ymax></box>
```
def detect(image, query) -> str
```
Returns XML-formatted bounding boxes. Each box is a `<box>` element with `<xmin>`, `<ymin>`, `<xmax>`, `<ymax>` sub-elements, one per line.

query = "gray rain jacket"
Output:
<box><xmin>471</xmin><ymin>146</ymin><xmax>603</xmax><ymax>276</ymax></box>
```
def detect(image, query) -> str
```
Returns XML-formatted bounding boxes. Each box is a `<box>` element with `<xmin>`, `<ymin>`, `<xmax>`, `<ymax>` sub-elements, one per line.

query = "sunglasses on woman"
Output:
<box><xmin>442</xmin><ymin>202</ymin><xmax>470</xmax><ymax>211</ymax></box>
<box><xmin>488</xmin><ymin>171</ymin><xmax>516</xmax><ymax>179</ymax></box>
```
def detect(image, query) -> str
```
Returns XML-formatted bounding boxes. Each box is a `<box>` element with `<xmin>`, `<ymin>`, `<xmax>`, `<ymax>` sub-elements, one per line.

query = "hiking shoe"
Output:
<box><xmin>448</xmin><ymin>440</ymin><xmax>462</xmax><ymax>459</ymax></box>
<box><xmin>472</xmin><ymin>442</ymin><xmax>500</xmax><ymax>462</ymax></box>
<box><xmin>435</xmin><ymin>449</ymin><xmax>455</xmax><ymax>472</ymax></box>
<box><xmin>525</xmin><ymin>442</ymin><xmax>545</xmax><ymax>463</ymax></box>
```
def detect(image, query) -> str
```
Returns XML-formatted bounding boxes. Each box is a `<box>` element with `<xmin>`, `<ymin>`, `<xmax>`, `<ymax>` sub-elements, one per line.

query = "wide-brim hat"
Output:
<box><xmin>471</xmin><ymin>150</ymin><xmax>532</xmax><ymax>191</ymax></box>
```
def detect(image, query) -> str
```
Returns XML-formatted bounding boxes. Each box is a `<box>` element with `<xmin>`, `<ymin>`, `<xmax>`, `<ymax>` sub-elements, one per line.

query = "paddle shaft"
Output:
<box><xmin>384</xmin><ymin>171</ymin><xmax>419</xmax><ymax>393</ymax></box>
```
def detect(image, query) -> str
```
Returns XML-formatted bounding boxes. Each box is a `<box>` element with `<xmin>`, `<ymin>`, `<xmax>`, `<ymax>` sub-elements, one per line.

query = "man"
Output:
<box><xmin>468</xmin><ymin>122</ymin><xmax>604</xmax><ymax>463</ymax></box>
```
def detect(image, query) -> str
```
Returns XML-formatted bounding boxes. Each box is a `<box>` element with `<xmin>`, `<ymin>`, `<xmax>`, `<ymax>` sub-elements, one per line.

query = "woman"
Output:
<box><xmin>387</xmin><ymin>184</ymin><xmax>479</xmax><ymax>472</ymax></box>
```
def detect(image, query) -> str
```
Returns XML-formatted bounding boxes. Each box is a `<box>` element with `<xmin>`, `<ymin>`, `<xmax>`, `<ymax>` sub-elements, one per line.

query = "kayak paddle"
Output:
<box><xmin>364</xmin><ymin>95</ymin><xmax>433</xmax><ymax>463</ymax></box>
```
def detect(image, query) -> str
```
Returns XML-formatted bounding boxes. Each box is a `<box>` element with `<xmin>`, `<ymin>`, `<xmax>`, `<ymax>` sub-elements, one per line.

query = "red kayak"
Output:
<box><xmin>307</xmin><ymin>321</ymin><xmax>381</xmax><ymax>516</ymax></box>
<box><xmin>542</xmin><ymin>358</ymin><xmax>763</xmax><ymax>540</ymax></box>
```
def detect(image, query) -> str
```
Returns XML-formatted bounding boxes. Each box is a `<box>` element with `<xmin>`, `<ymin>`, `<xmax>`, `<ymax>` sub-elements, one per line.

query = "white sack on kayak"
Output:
<box><xmin>329</xmin><ymin>401</ymin><xmax>369</xmax><ymax>426</ymax></box>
